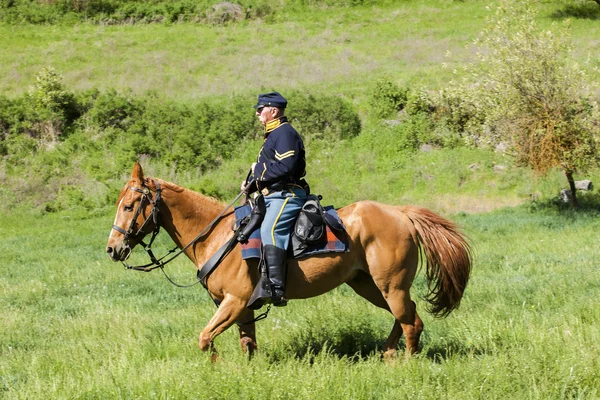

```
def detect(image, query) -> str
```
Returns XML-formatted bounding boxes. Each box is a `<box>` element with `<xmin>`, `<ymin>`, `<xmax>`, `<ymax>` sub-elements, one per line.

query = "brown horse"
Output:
<box><xmin>106</xmin><ymin>163</ymin><xmax>472</xmax><ymax>359</ymax></box>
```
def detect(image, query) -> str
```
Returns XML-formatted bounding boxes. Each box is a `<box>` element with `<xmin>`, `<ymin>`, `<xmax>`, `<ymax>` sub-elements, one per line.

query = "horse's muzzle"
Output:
<box><xmin>106</xmin><ymin>243</ymin><xmax>132</xmax><ymax>262</ymax></box>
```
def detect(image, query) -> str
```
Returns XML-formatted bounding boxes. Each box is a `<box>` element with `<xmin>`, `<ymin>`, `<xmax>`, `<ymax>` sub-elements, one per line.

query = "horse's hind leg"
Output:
<box><xmin>347</xmin><ymin>273</ymin><xmax>423</xmax><ymax>358</ymax></box>
<box><xmin>385</xmin><ymin>290</ymin><xmax>424</xmax><ymax>357</ymax></box>
<box><xmin>409</xmin><ymin>301</ymin><xmax>424</xmax><ymax>354</ymax></box>
<box><xmin>381</xmin><ymin>305</ymin><xmax>423</xmax><ymax>359</ymax></box>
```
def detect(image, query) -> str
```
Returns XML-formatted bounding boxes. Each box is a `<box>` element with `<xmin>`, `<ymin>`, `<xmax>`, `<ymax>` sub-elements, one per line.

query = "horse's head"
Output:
<box><xmin>106</xmin><ymin>162</ymin><xmax>161</xmax><ymax>262</ymax></box>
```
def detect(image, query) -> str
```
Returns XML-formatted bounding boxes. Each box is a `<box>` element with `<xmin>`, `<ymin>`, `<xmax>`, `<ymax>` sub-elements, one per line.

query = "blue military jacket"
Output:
<box><xmin>253</xmin><ymin>116</ymin><xmax>306</xmax><ymax>190</ymax></box>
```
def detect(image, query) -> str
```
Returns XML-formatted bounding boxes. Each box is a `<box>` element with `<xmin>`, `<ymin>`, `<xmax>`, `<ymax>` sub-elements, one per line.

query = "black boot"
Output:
<box><xmin>247</xmin><ymin>259</ymin><xmax>272</xmax><ymax>310</ymax></box>
<box><xmin>264</xmin><ymin>245</ymin><xmax>288</xmax><ymax>307</ymax></box>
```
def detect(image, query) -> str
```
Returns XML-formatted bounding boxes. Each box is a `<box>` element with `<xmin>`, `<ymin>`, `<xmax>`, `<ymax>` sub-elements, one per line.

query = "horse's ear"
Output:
<box><xmin>131</xmin><ymin>162</ymin><xmax>144</xmax><ymax>183</ymax></box>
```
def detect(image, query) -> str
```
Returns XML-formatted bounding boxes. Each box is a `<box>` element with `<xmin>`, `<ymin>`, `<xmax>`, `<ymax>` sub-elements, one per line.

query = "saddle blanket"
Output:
<box><xmin>234</xmin><ymin>204</ymin><xmax>349</xmax><ymax>260</ymax></box>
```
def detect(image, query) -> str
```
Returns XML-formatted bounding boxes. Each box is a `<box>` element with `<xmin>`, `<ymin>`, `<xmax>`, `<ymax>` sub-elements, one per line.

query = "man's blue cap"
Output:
<box><xmin>254</xmin><ymin>92</ymin><xmax>287</xmax><ymax>109</ymax></box>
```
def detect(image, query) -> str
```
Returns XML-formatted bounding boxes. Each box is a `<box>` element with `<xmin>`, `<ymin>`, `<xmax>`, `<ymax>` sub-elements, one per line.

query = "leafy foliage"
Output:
<box><xmin>551</xmin><ymin>1</ymin><xmax>600</xmax><ymax>20</ymax></box>
<box><xmin>0</xmin><ymin>74</ymin><xmax>361</xmax><ymax>211</ymax></box>
<box><xmin>0</xmin><ymin>0</ymin><xmax>377</xmax><ymax>25</ymax></box>
<box><xmin>0</xmin><ymin>68</ymin><xmax>81</xmax><ymax>152</ymax></box>
<box><xmin>440</xmin><ymin>0</ymin><xmax>600</xmax><ymax>205</ymax></box>
<box><xmin>0</xmin><ymin>0</ymin><xmax>259</xmax><ymax>24</ymax></box>
<box><xmin>368</xmin><ymin>77</ymin><xmax>408</xmax><ymax>119</ymax></box>
<box><xmin>287</xmin><ymin>91</ymin><xmax>361</xmax><ymax>141</ymax></box>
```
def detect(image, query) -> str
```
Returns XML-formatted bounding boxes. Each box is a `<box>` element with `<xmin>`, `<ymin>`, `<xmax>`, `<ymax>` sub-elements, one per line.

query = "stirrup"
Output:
<box><xmin>271</xmin><ymin>288</ymin><xmax>287</xmax><ymax>307</ymax></box>
<box><xmin>271</xmin><ymin>296</ymin><xmax>287</xmax><ymax>307</ymax></box>
<box><xmin>247</xmin><ymin>273</ymin><xmax>272</xmax><ymax>310</ymax></box>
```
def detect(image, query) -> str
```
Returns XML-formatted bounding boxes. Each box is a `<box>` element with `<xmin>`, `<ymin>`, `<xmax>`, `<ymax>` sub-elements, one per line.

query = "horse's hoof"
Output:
<box><xmin>382</xmin><ymin>349</ymin><xmax>397</xmax><ymax>361</ymax></box>
<box><xmin>240</xmin><ymin>337</ymin><xmax>258</xmax><ymax>354</ymax></box>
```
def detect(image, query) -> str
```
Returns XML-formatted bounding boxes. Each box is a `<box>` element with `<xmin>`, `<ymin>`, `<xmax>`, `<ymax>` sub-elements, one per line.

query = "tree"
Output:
<box><xmin>450</xmin><ymin>0</ymin><xmax>600</xmax><ymax>207</ymax></box>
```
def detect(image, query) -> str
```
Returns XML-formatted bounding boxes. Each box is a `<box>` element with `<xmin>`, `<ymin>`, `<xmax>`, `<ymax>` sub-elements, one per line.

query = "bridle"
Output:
<box><xmin>111</xmin><ymin>178</ymin><xmax>244</xmax><ymax>285</ymax></box>
<box><xmin>111</xmin><ymin>180</ymin><xmax>163</xmax><ymax>268</ymax></box>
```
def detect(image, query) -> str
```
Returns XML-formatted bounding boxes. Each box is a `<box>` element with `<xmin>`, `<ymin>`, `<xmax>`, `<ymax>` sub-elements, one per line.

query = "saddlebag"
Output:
<box><xmin>291</xmin><ymin>195</ymin><xmax>326</xmax><ymax>257</ymax></box>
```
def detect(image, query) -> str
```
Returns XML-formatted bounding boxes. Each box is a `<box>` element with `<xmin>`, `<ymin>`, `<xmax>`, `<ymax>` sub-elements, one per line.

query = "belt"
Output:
<box><xmin>260</xmin><ymin>180</ymin><xmax>309</xmax><ymax>196</ymax></box>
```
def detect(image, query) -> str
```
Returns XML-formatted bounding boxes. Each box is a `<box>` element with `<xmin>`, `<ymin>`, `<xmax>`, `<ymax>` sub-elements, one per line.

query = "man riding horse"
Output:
<box><xmin>241</xmin><ymin>92</ymin><xmax>309</xmax><ymax>307</ymax></box>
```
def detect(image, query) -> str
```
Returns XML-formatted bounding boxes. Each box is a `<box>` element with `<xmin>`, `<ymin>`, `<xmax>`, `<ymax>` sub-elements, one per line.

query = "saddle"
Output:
<box><xmin>234</xmin><ymin>194</ymin><xmax>348</xmax><ymax>259</ymax></box>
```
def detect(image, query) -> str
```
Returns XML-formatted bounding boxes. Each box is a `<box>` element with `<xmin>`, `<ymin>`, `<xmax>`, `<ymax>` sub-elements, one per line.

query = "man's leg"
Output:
<box><xmin>261</xmin><ymin>188</ymin><xmax>306</xmax><ymax>306</ymax></box>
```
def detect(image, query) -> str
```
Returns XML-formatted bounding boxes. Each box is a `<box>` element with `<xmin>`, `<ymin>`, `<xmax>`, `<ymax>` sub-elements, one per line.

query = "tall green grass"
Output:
<box><xmin>1</xmin><ymin>199</ymin><xmax>599</xmax><ymax>398</ymax></box>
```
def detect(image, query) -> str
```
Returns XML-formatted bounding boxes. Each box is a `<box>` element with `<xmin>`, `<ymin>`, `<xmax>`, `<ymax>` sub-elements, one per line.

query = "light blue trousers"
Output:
<box><xmin>260</xmin><ymin>186</ymin><xmax>307</xmax><ymax>250</ymax></box>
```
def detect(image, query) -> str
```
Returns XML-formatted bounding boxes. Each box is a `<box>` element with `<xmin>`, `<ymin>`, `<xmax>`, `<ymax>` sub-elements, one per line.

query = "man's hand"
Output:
<box><xmin>241</xmin><ymin>163</ymin><xmax>257</xmax><ymax>193</ymax></box>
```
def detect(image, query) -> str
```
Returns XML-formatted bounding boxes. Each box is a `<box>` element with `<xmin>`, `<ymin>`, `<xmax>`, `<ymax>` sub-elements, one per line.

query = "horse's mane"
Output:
<box><xmin>115</xmin><ymin>176</ymin><xmax>225</xmax><ymax>207</ymax></box>
<box><xmin>150</xmin><ymin>178</ymin><xmax>224</xmax><ymax>206</ymax></box>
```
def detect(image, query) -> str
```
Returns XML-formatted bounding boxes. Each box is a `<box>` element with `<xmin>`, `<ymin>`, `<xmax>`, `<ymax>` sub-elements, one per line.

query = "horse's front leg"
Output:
<box><xmin>199</xmin><ymin>294</ymin><xmax>247</xmax><ymax>361</ymax></box>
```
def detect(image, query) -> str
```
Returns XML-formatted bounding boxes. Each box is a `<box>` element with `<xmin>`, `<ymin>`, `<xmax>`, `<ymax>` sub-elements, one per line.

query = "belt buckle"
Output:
<box><xmin>261</xmin><ymin>188</ymin><xmax>269</xmax><ymax>196</ymax></box>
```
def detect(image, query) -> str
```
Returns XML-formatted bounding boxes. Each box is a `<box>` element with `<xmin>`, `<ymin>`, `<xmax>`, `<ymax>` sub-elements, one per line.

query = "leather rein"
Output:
<box><xmin>111</xmin><ymin>179</ymin><xmax>244</xmax><ymax>288</ymax></box>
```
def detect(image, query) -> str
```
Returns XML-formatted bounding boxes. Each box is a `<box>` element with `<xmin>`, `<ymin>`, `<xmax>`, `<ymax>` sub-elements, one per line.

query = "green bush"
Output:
<box><xmin>405</xmin><ymin>87</ymin><xmax>435</xmax><ymax>116</ymax></box>
<box><xmin>368</xmin><ymin>77</ymin><xmax>408</xmax><ymax>119</ymax></box>
<box><xmin>0</xmin><ymin>69</ymin><xmax>362</xmax><ymax>211</ymax></box>
<box><xmin>0</xmin><ymin>0</ymin><xmax>277</xmax><ymax>25</ymax></box>
<box><xmin>0</xmin><ymin>95</ymin><xmax>16</xmax><ymax>140</ymax></box>
<box><xmin>3</xmin><ymin>134</ymin><xmax>38</xmax><ymax>166</ymax></box>
<box><xmin>2</xmin><ymin>85</ymin><xmax>362</xmax><ymax>174</ymax></box>
<box><xmin>84</xmin><ymin>89</ymin><xmax>140</xmax><ymax>131</ymax></box>
<box><xmin>287</xmin><ymin>91</ymin><xmax>361</xmax><ymax>141</ymax></box>
<box><xmin>0</xmin><ymin>69</ymin><xmax>81</xmax><ymax>151</ymax></box>
<box><xmin>287</xmin><ymin>0</ymin><xmax>376</xmax><ymax>6</ymax></box>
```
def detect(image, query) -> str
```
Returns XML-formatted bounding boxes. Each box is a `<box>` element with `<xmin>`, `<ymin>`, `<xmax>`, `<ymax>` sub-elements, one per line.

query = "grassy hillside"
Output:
<box><xmin>1</xmin><ymin>0</ymin><xmax>599</xmax><ymax>213</ymax></box>
<box><xmin>1</xmin><ymin>1</ymin><xmax>599</xmax><ymax>101</ymax></box>
<box><xmin>1</xmin><ymin>0</ymin><xmax>599</xmax><ymax>216</ymax></box>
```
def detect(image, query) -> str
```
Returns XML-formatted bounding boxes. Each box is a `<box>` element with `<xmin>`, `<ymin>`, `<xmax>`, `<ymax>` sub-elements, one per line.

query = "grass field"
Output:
<box><xmin>1</xmin><ymin>1</ymin><xmax>599</xmax><ymax>101</ymax></box>
<box><xmin>1</xmin><ymin>197</ymin><xmax>600</xmax><ymax>399</ymax></box>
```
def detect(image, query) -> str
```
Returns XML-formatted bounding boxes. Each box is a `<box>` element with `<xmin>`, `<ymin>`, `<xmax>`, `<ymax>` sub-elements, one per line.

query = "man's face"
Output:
<box><xmin>256</xmin><ymin>106</ymin><xmax>275</xmax><ymax>126</ymax></box>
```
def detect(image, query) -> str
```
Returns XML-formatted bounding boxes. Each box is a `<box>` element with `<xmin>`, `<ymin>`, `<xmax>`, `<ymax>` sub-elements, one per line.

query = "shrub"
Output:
<box><xmin>0</xmin><ymin>69</ymin><xmax>81</xmax><ymax>147</ymax></box>
<box><xmin>404</xmin><ymin>87</ymin><xmax>435</xmax><ymax>116</ymax></box>
<box><xmin>0</xmin><ymin>82</ymin><xmax>362</xmax><ymax>211</ymax></box>
<box><xmin>84</xmin><ymin>89</ymin><xmax>140</xmax><ymax>130</ymax></box>
<box><xmin>30</xmin><ymin>67</ymin><xmax>73</xmax><ymax>113</ymax></box>
<box><xmin>446</xmin><ymin>0</ymin><xmax>600</xmax><ymax>207</ymax></box>
<box><xmin>0</xmin><ymin>0</ymin><xmax>279</xmax><ymax>24</ymax></box>
<box><xmin>0</xmin><ymin>95</ymin><xmax>13</xmax><ymax>141</ymax></box>
<box><xmin>368</xmin><ymin>77</ymin><xmax>408</xmax><ymax>119</ymax></box>
<box><xmin>287</xmin><ymin>91</ymin><xmax>361</xmax><ymax>141</ymax></box>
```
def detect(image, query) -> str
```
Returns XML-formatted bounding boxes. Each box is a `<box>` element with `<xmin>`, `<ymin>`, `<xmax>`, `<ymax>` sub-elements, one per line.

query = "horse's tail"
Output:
<box><xmin>400</xmin><ymin>206</ymin><xmax>472</xmax><ymax>318</ymax></box>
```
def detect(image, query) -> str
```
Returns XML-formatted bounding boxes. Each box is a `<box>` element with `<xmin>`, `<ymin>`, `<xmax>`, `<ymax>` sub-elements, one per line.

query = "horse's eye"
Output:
<box><xmin>123</xmin><ymin>204</ymin><xmax>134</xmax><ymax>212</ymax></box>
